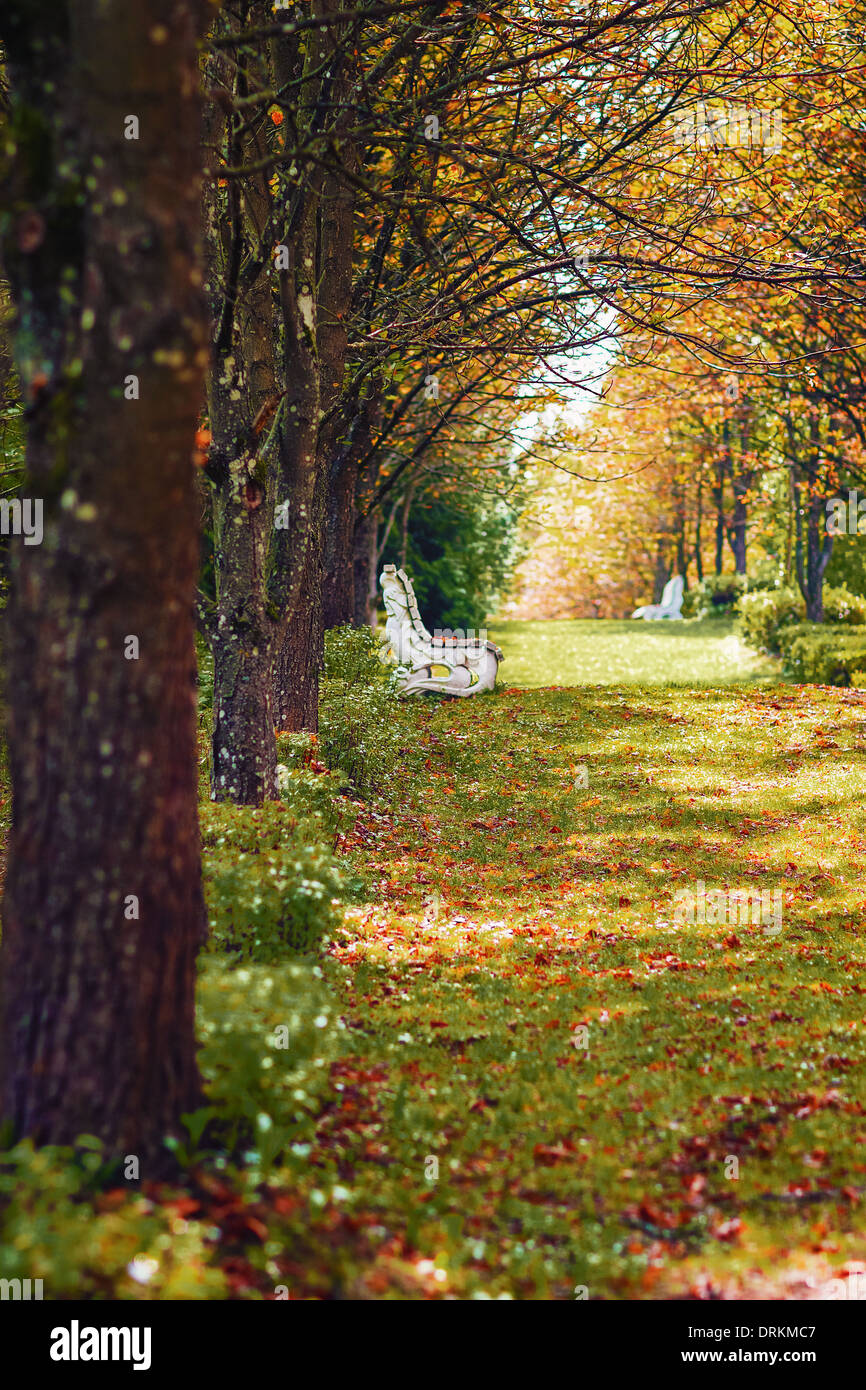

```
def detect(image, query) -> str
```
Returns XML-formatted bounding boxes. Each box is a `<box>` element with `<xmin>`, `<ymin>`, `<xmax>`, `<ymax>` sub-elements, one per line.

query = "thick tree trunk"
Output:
<box><xmin>204</xmin><ymin>6</ymin><xmax>326</xmax><ymax>797</ymax></box>
<box><xmin>0</xmin><ymin>0</ymin><xmax>208</xmax><ymax>1161</ymax></box>
<box><xmin>274</xmin><ymin>467</ymin><xmax>324</xmax><ymax>732</ymax></box>
<box><xmin>353</xmin><ymin>510</ymin><xmax>378</xmax><ymax>627</ymax></box>
<box><xmin>793</xmin><ymin>473</ymin><xmax>833</xmax><ymax>622</ymax></box>
<box><xmin>203</xmin><ymin>36</ymin><xmax>281</xmax><ymax>804</ymax></box>
<box><xmin>351</xmin><ymin>395</ymin><xmax>386</xmax><ymax>628</ymax></box>
<box><xmin>210</xmin><ymin>597</ymin><xmax>278</xmax><ymax>800</ymax></box>
<box><xmin>260</xmin><ymin>32</ymin><xmax>324</xmax><ymax>739</ymax></box>
<box><xmin>275</xmin><ymin>559</ymin><xmax>321</xmax><ymax>732</ymax></box>
<box><xmin>323</xmin><ymin>452</ymin><xmax>357</xmax><ymax>628</ymax></box>
<box><xmin>277</xmin><ymin>46</ymin><xmax>355</xmax><ymax>712</ymax></box>
<box><xmin>673</xmin><ymin>478</ymin><xmax>687</xmax><ymax>580</ymax></box>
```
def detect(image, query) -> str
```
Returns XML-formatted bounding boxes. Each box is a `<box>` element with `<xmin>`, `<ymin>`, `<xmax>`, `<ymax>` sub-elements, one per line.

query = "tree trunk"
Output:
<box><xmin>652</xmin><ymin>540</ymin><xmax>670</xmax><ymax>603</ymax></box>
<box><xmin>324</xmin><ymin>378</ymin><xmax>384</xmax><ymax>630</ymax></box>
<box><xmin>275</xmin><ymin>565</ymin><xmax>321</xmax><ymax>732</ymax></box>
<box><xmin>350</xmin><ymin>389</ymin><xmax>387</xmax><ymax>628</ymax></box>
<box><xmin>792</xmin><ymin>413</ymin><xmax>834</xmax><ymax>623</ymax></box>
<box><xmin>694</xmin><ymin>464</ymin><xmax>704</xmax><ymax>582</ymax></box>
<box><xmin>398</xmin><ymin>482</ymin><xmax>415</xmax><ymax>569</ymax></box>
<box><xmin>277</xmin><ymin>41</ymin><xmax>355</xmax><ymax>714</ymax></box>
<box><xmin>323</xmin><ymin>450</ymin><xmax>356</xmax><ymax>628</ymax></box>
<box><xmin>796</xmin><ymin>477</ymin><xmax>833</xmax><ymax>623</ymax></box>
<box><xmin>725</xmin><ymin>417</ymin><xmax>751</xmax><ymax>575</ymax></box>
<box><xmin>713</xmin><ymin>454</ymin><xmax>725</xmax><ymax>575</ymax></box>
<box><xmin>353</xmin><ymin>509</ymin><xmax>378</xmax><ymax>627</ymax></box>
<box><xmin>274</xmin><ymin>466</ymin><xmax>324</xmax><ymax>732</ymax></box>
<box><xmin>728</xmin><ymin>475</ymin><xmax>748</xmax><ymax>574</ymax></box>
<box><xmin>204</xmin><ymin>9</ymin><xmax>325</xmax><ymax>798</ymax></box>
<box><xmin>203</xmin><ymin>31</ymin><xmax>281</xmax><ymax>805</ymax></box>
<box><xmin>0</xmin><ymin>0</ymin><xmax>208</xmax><ymax>1162</ymax></box>
<box><xmin>673</xmin><ymin>477</ymin><xmax>688</xmax><ymax>581</ymax></box>
<box><xmin>784</xmin><ymin>465</ymin><xmax>795</xmax><ymax>584</ymax></box>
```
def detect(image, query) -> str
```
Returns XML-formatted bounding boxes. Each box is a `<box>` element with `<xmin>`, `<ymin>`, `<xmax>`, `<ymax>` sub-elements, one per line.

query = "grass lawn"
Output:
<box><xmin>487</xmin><ymin>617</ymin><xmax>780</xmax><ymax>688</ymax></box>
<box><xmin>15</xmin><ymin>626</ymin><xmax>863</xmax><ymax>1302</ymax></box>
<box><xmin>288</xmin><ymin>674</ymin><xmax>866</xmax><ymax>1299</ymax></box>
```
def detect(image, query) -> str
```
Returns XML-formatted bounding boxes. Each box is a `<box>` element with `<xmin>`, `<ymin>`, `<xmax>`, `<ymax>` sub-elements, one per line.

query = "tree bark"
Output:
<box><xmin>724</xmin><ymin>413</ymin><xmax>753</xmax><ymax>575</ymax></box>
<box><xmin>274</xmin><ymin>545</ymin><xmax>322</xmax><ymax>732</ymax></box>
<box><xmin>353</xmin><ymin>509</ymin><xmax>378</xmax><ymax>627</ymax></box>
<box><xmin>203</xmin><ymin>6</ymin><xmax>325</xmax><ymax>795</ymax></box>
<box><xmin>794</xmin><ymin>473</ymin><xmax>833</xmax><ymax>622</ymax></box>
<box><xmin>728</xmin><ymin>475</ymin><xmax>748</xmax><ymax>574</ymax></box>
<box><xmin>784</xmin><ymin>465</ymin><xmax>795</xmax><ymax>584</ymax></box>
<box><xmin>0</xmin><ymin>0</ymin><xmax>209</xmax><ymax>1161</ymax></box>
<box><xmin>713</xmin><ymin>454</ymin><xmax>726</xmax><ymax>575</ymax></box>
<box><xmin>398</xmin><ymin>482</ymin><xmax>415</xmax><ymax>569</ymax></box>
<box><xmin>694</xmin><ymin>464</ymin><xmax>704</xmax><ymax>582</ymax></box>
<box><xmin>276</xmin><ymin>32</ymin><xmax>355</xmax><ymax>718</ymax></box>
<box><xmin>651</xmin><ymin>539</ymin><xmax>670</xmax><ymax>603</ymax></box>
<box><xmin>203</xmin><ymin>30</ymin><xmax>282</xmax><ymax>804</ymax></box>
<box><xmin>323</xmin><ymin>451</ymin><xmax>357</xmax><ymax>628</ymax></box>
<box><xmin>274</xmin><ymin>465</ymin><xmax>324</xmax><ymax>732</ymax></box>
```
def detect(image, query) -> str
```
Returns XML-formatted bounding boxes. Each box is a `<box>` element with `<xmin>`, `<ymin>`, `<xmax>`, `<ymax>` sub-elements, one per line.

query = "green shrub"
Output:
<box><xmin>679</xmin><ymin>586</ymin><xmax>698</xmax><ymax>618</ymax></box>
<box><xmin>822</xmin><ymin>585</ymin><xmax>866</xmax><ymax>626</ymax></box>
<box><xmin>196</xmin><ymin>955</ymin><xmax>344</xmax><ymax>1165</ymax></box>
<box><xmin>273</xmin><ymin>733</ymin><xmax>352</xmax><ymax>834</ymax></box>
<box><xmin>318</xmin><ymin>625</ymin><xmax>422</xmax><ymax>799</ymax></box>
<box><xmin>737</xmin><ymin>586</ymin><xmax>805</xmax><ymax>653</ymax></box>
<box><xmin>0</xmin><ymin>1140</ymin><xmax>225</xmax><ymax>1299</ymax></box>
<box><xmin>682</xmin><ymin>573</ymin><xmax>780</xmax><ymax>621</ymax></box>
<box><xmin>196</xmin><ymin>634</ymin><xmax>214</xmax><ymax>722</ymax></box>
<box><xmin>681</xmin><ymin>573</ymin><xmax>748</xmax><ymax>619</ymax></box>
<box><xmin>323</xmin><ymin>623</ymin><xmax>389</xmax><ymax>685</ymax></box>
<box><xmin>779</xmin><ymin>623</ymin><xmax>866</xmax><ymax>685</ymax></box>
<box><xmin>825</xmin><ymin>528</ymin><xmax>866</xmax><ymax>598</ymax></box>
<box><xmin>738</xmin><ymin>584</ymin><xmax>866</xmax><ymax>658</ymax></box>
<box><xmin>201</xmin><ymin>802</ymin><xmax>343</xmax><ymax>960</ymax></box>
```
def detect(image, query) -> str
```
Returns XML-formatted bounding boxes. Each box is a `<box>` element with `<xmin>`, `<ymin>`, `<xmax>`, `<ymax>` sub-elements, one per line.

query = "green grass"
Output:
<box><xmin>8</xmin><ymin>630</ymin><xmax>865</xmax><ymax>1301</ymax></box>
<box><xmin>290</xmin><ymin>680</ymin><xmax>866</xmax><ymax>1299</ymax></box>
<box><xmin>487</xmin><ymin>617</ymin><xmax>780</xmax><ymax>688</ymax></box>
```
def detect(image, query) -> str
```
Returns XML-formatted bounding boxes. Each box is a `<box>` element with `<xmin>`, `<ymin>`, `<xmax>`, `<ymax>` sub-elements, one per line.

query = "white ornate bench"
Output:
<box><xmin>632</xmin><ymin>574</ymin><xmax>685</xmax><ymax>621</ymax></box>
<box><xmin>379</xmin><ymin>564</ymin><xmax>503</xmax><ymax>696</ymax></box>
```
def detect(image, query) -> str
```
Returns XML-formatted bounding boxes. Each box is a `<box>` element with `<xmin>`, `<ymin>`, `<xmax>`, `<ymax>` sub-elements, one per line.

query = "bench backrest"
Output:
<box><xmin>380</xmin><ymin>564</ymin><xmax>433</xmax><ymax>644</ymax></box>
<box><xmin>661</xmin><ymin>574</ymin><xmax>684</xmax><ymax>610</ymax></box>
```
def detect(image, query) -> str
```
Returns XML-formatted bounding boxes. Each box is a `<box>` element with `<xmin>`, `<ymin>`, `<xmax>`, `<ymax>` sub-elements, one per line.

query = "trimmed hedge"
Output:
<box><xmin>318</xmin><ymin>625</ymin><xmax>423</xmax><ymax>798</ymax></box>
<box><xmin>737</xmin><ymin>584</ymin><xmax>866</xmax><ymax>656</ymax></box>
<box><xmin>736</xmin><ymin>587</ymin><xmax>805</xmax><ymax>653</ymax></box>
<box><xmin>779</xmin><ymin>623</ymin><xmax>866</xmax><ymax>685</ymax></box>
<box><xmin>201</xmin><ymin>801</ymin><xmax>344</xmax><ymax>960</ymax></box>
<box><xmin>823</xmin><ymin>585</ymin><xmax>866</xmax><ymax>626</ymax></box>
<box><xmin>196</xmin><ymin>955</ymin><xmax>344</xmax><ymax>1162</ymax></box>
<box><xmin>681</xmin><ymin>573</ymin><xmax>747</xmax><ymax>619</ymax></box>
<box><xmin>681</xmin><ymin>573</ymin><xmax>777</xmax><ymax>620</ymax></box>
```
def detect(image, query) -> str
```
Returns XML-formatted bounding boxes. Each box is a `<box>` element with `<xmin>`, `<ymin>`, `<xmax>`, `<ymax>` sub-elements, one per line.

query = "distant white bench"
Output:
<box><xmin>379</xmin><ymin>564</ymin><xmax>503</xmax><ymax>696</ymax></box>
<box><xmin>632</xmin><ymin>574</ymin><xmax>685</xmax><ymax>621</ymax></box>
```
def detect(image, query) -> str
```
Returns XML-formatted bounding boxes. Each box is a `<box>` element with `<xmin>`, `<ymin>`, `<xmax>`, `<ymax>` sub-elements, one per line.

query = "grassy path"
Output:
<box><xmin>294</xmin><ymin>681</ymin><xmax>866</xmax><ymax>1299</ymax></box>
<box><xmin>487</xmin><ymin>617</ymin><xmax>780</xmax><ymax>687</ymax></box>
